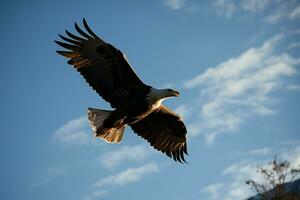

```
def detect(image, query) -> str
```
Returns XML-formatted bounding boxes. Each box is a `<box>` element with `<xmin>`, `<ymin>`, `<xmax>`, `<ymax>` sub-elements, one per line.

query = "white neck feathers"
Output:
<box><xmin>146</xmin><ymin>88</ymin><xmax>170</xmax><ymax>105</ymax></box>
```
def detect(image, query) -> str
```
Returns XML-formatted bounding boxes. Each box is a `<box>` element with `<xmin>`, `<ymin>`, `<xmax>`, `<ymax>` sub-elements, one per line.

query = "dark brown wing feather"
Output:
<box><xmin>55</xmin><ymin>18</ymin><xmax>145</xmax><ymax>108</ymax></box>
<box><xmin>130</xmin><ymin>105</ymin><xmax>188</xmax><ymax>163</ymax></box>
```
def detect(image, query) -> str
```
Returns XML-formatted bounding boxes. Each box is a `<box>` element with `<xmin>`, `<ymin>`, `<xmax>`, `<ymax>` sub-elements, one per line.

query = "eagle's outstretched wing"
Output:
<box><xmin>130</xmin><ymin>105</ymin><xmax>188</xmax><ymax>163</ymax></box>
<box><xmin>55</xmin><ymin>18</ymin><xmax>145</xmax><ymax>108</ymax></box>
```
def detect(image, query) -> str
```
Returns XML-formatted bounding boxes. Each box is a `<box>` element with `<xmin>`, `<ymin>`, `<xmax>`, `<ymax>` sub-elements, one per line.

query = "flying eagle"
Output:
<box><xmin>55</xmin><ymin>19</ymin><xmax>188</xmax><ymax>163</ymax></box>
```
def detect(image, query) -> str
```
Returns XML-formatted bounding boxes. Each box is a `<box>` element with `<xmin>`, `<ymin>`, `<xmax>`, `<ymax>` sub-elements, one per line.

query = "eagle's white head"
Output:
<box><xmin>146</xmin><ymin>88</ymin><xmax>180</xmax><ymax>106</ymax></box>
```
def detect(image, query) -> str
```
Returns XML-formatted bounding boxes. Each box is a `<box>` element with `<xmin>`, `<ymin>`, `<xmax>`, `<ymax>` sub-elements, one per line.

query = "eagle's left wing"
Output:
<box><xmin>130</xmin><ymin>105</ymin><xmax>188</xmax><ymax>163</ymax></box>
<box><xmin>55</xmin><ymin>19</ymin><xmax>145</xmax><ymax>108</ymax></box>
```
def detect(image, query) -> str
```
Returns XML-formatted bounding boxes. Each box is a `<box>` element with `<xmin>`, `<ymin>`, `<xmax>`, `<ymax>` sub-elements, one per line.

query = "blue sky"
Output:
<box><xmin>1</xmin><ymin>0</ymin><xmax>300</xmax><ymax>200</ymax></box>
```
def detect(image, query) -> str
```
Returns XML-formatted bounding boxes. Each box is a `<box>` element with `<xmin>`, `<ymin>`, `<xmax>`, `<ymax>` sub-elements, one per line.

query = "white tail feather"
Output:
<box><xmin>87</xmin><ymin>107</ymin><xmax>124</xmax><ymax>143</ymax></box>
<box><xmin>88</xmin><ymin>108</ymin><xmax>111</xmax><ymax>133</ymax></box>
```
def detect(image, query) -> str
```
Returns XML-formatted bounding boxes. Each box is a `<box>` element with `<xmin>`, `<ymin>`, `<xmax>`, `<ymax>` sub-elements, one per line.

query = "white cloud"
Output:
<box><xmin>290</xmin><ymin>29</ymin><xmax>300</xmax><ymax>35</ymax></box>
<box><xmin>163</xmin><ymin>0</ymin><xmax>185</xmax><ymax>10</ymax></box>
<box><xmin>213</xmin><ymin>0</ymin><xmax>271</xmax><ymax>18</ymax></box>
<box><xmin>212</xmin><ymin>0</ymin><xmax>300</xmax><ymax>24</ymax></box>
<box><xmin>32</xmin><ymin>163</ymin><xmax>74</xmax><ymax>188</ymax></box>
<box><xmin>93</xmin><ymin>163</ymin><xmax>158</xmax><ymax>188</ymax></box>
<box><xmin>288</xmin><ymin>42</ymin><xmax>300</xmax><ymax>50</ymax></box>
<box><xmin>287</xmin><ymin>84</ymin><xmax>300</xmax><ymax>91</ymax></box>
<box><xmin>224</xmin><ymin>182</ymin><xmax>253</xmax><ymax>200</ymax></box>
<box><xmin>213</xmin><ymin>0</ymin><xmax>236</xmax><ymax>18</ymax></box>
<box><xmin>289</xmin><ymin>5</ymin><xmax>300</xmax><ymax>19</ymax></box>
<box><xmin>82</xmin><ymin>190</ymin><xmax>108</xmax><ymax>200</ymax></box>
<box><xmin>81</xmin><ymin>163</ymin><xmax>159</xmax><ymax>200</ymax></box>
<box><xmin>174</xmin><ymin>104</ymin><xmax>192</xmax><ymax>120</ymax></box>
<box><xmin>263</xmin><ymin>1</ymin><xmax>300</xmax><ymax>23</ymax></box>
<box><xmin>53</xmin><ymin>116</ymin><xmax>90</xmax><ymax>145</ymax></box>
<box><xmin>184</xmin><ymin>35</ymin><xmax>299</xmax><ymax>143</ymax></box>
<box><xmin>282</xmin><ymin>146</ymin><xmax>300</xmax><ymax>169</ymax></box>
<box><xmin>247</xmin><ymin>147</ymin><xmax>271</xmax><ymax>156</ymax></box>
<box><xmin>185</xmin><ymin>35</ymin><xmax>281</xmax><ymax>88</ymax></box>
<box><xmin>222</xmin><ymin>161</ymin><xmax>262</xmax><ymax>180</ymax></box>
<box><xmin>100</xmin><ymin>145</ymin><xmax>149</xmax><ymax>169</ymax></box>
<box><xmin>82</xmin><ymin>163</ymin><xmax>158</xmax><ymax>200</ymax></box>
<box><xmin>202</xmin><ymin>183</ymin><xmax>224</xmax><ymax>200</ymax></box>
<box><xmin>264</xmin><ymin>10</ymin><xmax>285</xmax><ymax>24</ymax></box>
<box><xmin>202</xmin><ymin>180</ymin><xmax>253</xmax><ymax>200</ymax></box>
<box><xmin>241</xmin><ymin>0</ymin><xmax>270</xmax><ymax>13</ymax></box>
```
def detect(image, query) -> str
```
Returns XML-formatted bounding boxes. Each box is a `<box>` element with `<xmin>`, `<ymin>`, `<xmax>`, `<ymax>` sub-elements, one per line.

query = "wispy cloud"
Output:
<box><xmin>288</xmin><ymin>42</ymin><xmax>300</xmax><ymax>50</ymax></box>
<box><xmin>246</xmin><ymin>147</ymin><xmax>271</xmax><ymax>156</ymax></box>
<box><xmin>213</xmin><ymin>0</ymin><xmax>236</xmax><ymax>18</ymax></box>
<box><xmin>100</xmin><ymin>145</ymin><xmax>150</xmax><ymax>169</ymax></box>
<box><xmin>212</xmin><ymin>0</ymin><xmax>300</xmax><ymax>23</ymax></box>
<box><xmin>282</xmin><ymin>146</ymin><xmax>300</xmax><ymax>168</ymax></box>
<box><xmin>53</xmin><ymin>116</ymin><xmax>90</xmax><ymax>145</ymax></box>
<box><xmin>32</xmin><ymin>164</ymin><xmax>72</xmax><ymax>187</ymax></box>
<box><xmin>204</xmin><ymin>181</ymin><xmax>252</xmax><ymax>200</ymax></box>
<box><xmin>93</xmin><ymin>163</ymin><xmax>158</xmax><ymax>188</ymax></box>
<box><xmin>234</xmin><ymin>147</ymin><xmax>272</xmax><ymax>157</ymax></box>
<box><xmin>184</xmin><ymin>35</ymin><xmax>299</xmax><ymax>143</ymax></box>
<box><xmin>163</xmin><ymin>0</ymin><xmax>185</xmax><ymax>10</ymax></box>
<box><xmin>81</xmin><ymin>163</ymin><xmax>159</xmax><ymax>200</ymax></box>
<box><xmin>222</xmin><ymin>161</ymin><xmax>263</xmax><ymax>180</ymax></box>
<box><xmin>263</xmin><ymin>1</ymin><xmax>300</xmax><ymax>23</ymax></box>
<box><xmin>289</xmin><ymin>5</ymin><xmax>300</xmax><ymax>19</ymax></box>
<box><xmin>264</xmin><ymin>9</ymin><xmax>285</xmax><ymax>24</ymax></box>
<box><xmin>174</xmin><ymin>104</ymin><xmax>193</xmax><ymax>120</ymax></box>
<box><xmin>201</xmin><ymin>183</ymin><xmax>224</xmax><ymax>200</ymax></box>
<box><xmin>82</xmin><ymin>190</ymin><xmax>108</xmax><ymax>200</ymax></box>
<box><xmin>213</xmin><ymin>0</ymin><xmax>271</xmax><ymax>18</ymax></box>
<box><xmin>287</xmin><ymin>84</ymin><xmax>300</xmax><ymax>91</ymax></box>
<box><xmin>241</xmin><ymin>0</ymin><xmax>271</xmax><ymax>13</ymax></box>
<box><xmin>184</xmin><ymin>35</ymin><xmax>283</xmax><ymax>88</ymax></box>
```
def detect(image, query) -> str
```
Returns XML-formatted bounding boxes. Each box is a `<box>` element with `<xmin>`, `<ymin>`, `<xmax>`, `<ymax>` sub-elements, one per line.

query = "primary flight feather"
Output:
<box><xmin>55</xmin><ymin>18</ymin><xmax>188</xmax><ymax>163</ymax></box>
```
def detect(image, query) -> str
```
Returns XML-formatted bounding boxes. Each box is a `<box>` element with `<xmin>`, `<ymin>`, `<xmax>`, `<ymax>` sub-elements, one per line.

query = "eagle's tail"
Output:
<box><xmin>88</xmin><ymin>107</ymin><xmax>125</xmax><ymax>143</ymax></box>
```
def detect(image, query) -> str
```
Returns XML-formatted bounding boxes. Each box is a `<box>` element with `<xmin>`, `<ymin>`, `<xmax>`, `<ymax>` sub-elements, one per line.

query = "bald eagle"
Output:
<box><xmin>55</xmin><ymin>19</ymin><xmax>188</xmax><ymax>163</ymax></box>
